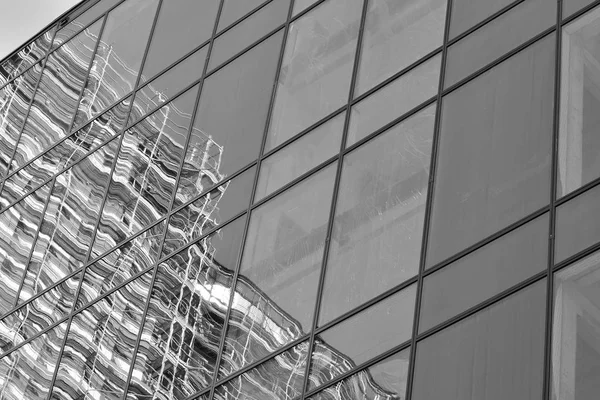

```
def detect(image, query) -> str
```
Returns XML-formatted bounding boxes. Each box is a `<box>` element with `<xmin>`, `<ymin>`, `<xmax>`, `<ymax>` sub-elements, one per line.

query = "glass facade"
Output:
<box><xmin>2</xmin><ymin>0</ymin><xmax>600</xmax><ymax>399</ymax></box>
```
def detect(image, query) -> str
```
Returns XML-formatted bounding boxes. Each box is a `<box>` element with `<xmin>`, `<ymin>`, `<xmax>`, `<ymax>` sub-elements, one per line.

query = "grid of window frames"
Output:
<box><xmin>1</xmin><ymin>0</ymin><xmax>600</xmax><ymax>399</ymax></box>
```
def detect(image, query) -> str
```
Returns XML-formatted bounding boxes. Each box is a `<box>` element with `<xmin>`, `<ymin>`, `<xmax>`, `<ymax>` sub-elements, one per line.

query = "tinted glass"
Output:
<box><xmin>412</xmin><ymin>281</ymin><xmax>546</xmax><ymax>400</ymax></box>
<box><xmin>427</xmin><ymin>36</ymin><xmax>554</xmax><ymax>268</ymax></box>
<box><xmin>320</xmin><ymin>106</ymin><xmax>434</xmax><ymax>324</ymax></box>
<box><xmin>449</xmin><ymin>0</ymin><xmax>513</xmax><ymax>39</ymax></box>
<box><xmin>218</xmin><ymin>0</ymin><xmax>268</xmax><ymax>31</ymax></box>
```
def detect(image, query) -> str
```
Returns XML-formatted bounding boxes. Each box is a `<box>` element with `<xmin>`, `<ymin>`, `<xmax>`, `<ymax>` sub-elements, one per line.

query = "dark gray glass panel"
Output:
<box><xmin>130</xmin><ymin>46</ymin><xmax>207</xmax><ymax>126</ymax></box>
<box><xmin>355</xmin><ymin>0</ymin><xmax>446</xmax><ymax>96</ymax></box>
<box><xmin>420</xmin><ymin>213</ymin><xmax>548</xmax><ymax>333</ymax></box>
<box><xmin>176</xmin><ymin>32</ymin><xmax>283</xmax><ymax>206</ymax></box>
<box><xmin>565</xmin><ymin>0</ymin><xmax>596</xmax><ymax>19</ymax></box>
<box><xmin>0</xmin><ymin>273</ymin><xmax>79</xmax><ymax>353</ymax></box>
<box><xmin>10</xmin><ymin>20</ymin><xmax>102</xmax><ymax>173</ymax></box>
<box><xmin>412</xmin><ymin>280</ymin><xmax>546</xmax><ymax>400</ymax></box>
<box><xmin>310</xmin><ymin>285</ymin><xmax>415</xmax><ymax>391</ymax></box>
<box><xmin>127</xmin><ymin>219</ymin><xmax>245</xmax><ymax>399</ymax></box>
<box><xmin>307</xmin><ymin>349</ymin><xmax>410</xmax><ymax>400</ymax></box>
<box><xmin>163</xmin><ymin>167</ymin><xmax>254</xmax><ymax>257</ymax></box>
<box><xmin>77</xmin><ymin>220</ymin><xmax>165</xmax><ymax>308</ymax></box>
<box><xmin>219</xmin><ymin>164</ymin><xmax>336</xmax><ymax>378</ymax></box>
<box><xmin>265</xmin><ymin>0</ymin><xmax>363</xmax><ymax>151</ymax></box>
<box><xmin>209</xmin><ymin>0</ymin><xmax>290</xmax><ymax>71</ymax></box>
<box><xmin>50</xmin><ymin>272</ymin><xmax>152</xmax><ymax>400</ymax></box>
<box><xmin>18</xmin><ymin>138</ymin><xmax>119</xmax><ymax>304</ymax></box>
<box><xmin>0</xmin><ymin>30</ymin><xmax>52</xmax><ymax>86</ymax></box>
<box><xmin>0</xmin><ymin>184</ymin><xmax>50</xmax><ymax>316</ymax></box>
<box><xmin>552</xmin><ymin>249</ymin><xmax>600</xmax><ymax>400</ymax></box>
<box><xmin>256</xmin><ymin>112</ymin><xmax>345</xmax><ymax>202</ymax></box>
<box><xmin>1</xmin><ymin>97</ymin><xmax>130</xmax><ymax>208</ymax></box>
<box><xmin>218</xmin><ymin>0</ymin><xmax>267</xmax><ymax>32</ymax></box>
<box><xmin>0</xmin><ymin>321</ymin><xmax>67</xmax><ymax>400</ymax></box>
<box><xmin>73</xmin><ymin>0</ymin><xmax>160</xmax><ymax>130</ymax></box>
<box><xmin>320</xmin><ymin>106</ymin><xmax>434</xmax><ymax>324</ymax></box>
<box><xmin>555</xmin><ymin>183</ymin><xmax>600</xmax><ymax>263</ymax></box>
<box><xmin>427</xmin><ymin>36</ymin><xmax>554</xmax><ymax>268</ymax></box>
<box><xmin>214</xmin><ymin>342</ymin><xmax>308</xmax><ymax>400</ymax></box>
<box><xmin>0</xmin><ymin>62</ymin><xmax>43</xmax><ymax>176</ymax></box>
<box><xmin>347</xmin><ymin>56</ymin><xmax>440</xmax><ymax>146</ymax></box>
<box><xmin>92</xmin><ymin>86</ymin><xmax>198</xmax><ymax>260</ymax></box>
<box><xmin>444</xmin><ymin>0</ymin><xmax>555</xmax><ymax>88</ymax></box>
<box><xmin>293</xmin><ymin>0</ymin><xmax>320</xmax><ymax>16</ymax></box>
<box><xmin>449</xmin><ymin>0</ymin><xmax>513</xmax><ymax>39</ymax></box>
<box><xmin>141</xmin><ymin>0</ymin><xmax>219</xmax><ymax>83</ymax></box>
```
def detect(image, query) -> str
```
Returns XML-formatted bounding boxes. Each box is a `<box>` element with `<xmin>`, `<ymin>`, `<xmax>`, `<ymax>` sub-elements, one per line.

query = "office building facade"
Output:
<box><xmin>0</xmin><ymin>0</ymin><xmax>599</xmax><ymax>398</ymax></box>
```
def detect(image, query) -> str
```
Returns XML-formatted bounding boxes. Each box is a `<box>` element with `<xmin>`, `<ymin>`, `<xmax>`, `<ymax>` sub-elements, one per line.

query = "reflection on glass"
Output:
<box><xmin>218</xmin><ymin>0</ymin><xmax>267</xmax><ymax>31</ymax></box>
<box><xmin>347</xmin><ymin>55</ymin><xmax>440</xmax><ymax>146</ymax></box>
<box><xmin>552</xmin><ymin>249</ymin><xmax>600</xmax><ymax>400</ymax></box>
<box><xmin>558</xmin><ymin>7</ymin><xmax>600</xmax><ymax>197</ymax></box>
<box><xmin>209</xmin><ymin>0</ymin><xmax>290</xmax><ymax>71</ymax></box>
<box><xmin>256</xmin><ymin>112</ymin><xmax>345</xmax><ymax>202</ymax></box>
<box><xmin>92</xmin><ymin>86</ymin><xmax>198</xmax><ymax>259</ymax></box>
<box><xmin>127</xmin><ymin>219</ymin><xmax>245</xmax><ymax>399</ymax></box>
<box><xmin>449</xmin><ymin>0</ymin><xmax>512</xmax><ymax>39</ymax></box>
<box><xmin>51</xmin><ymin>272</ymin><xmax>152</xmax><ymax>399</ymax></box>
<box><xmin>0</xmin><ymin>321</ymin><xmax>67</xmax><ymax>400</ymax></box>
<box><xmin>141</xmin><ymin>0</ymin><xmax>219</xmax><ymax>83</ymax></box>
<box><xmin>214</xmin><ymin>342</ymin><xmax>308</xmax><ymax>400</ymax></box>
<box><xmin>320</xmin><ymin>106</ymin><xmax>434</xmax><ymax>324</ymax></box>
<box><xmin>219</xmin><ymin>164</ymin><xmax>336</xmax><ymax>378</ymax></box>
<box><xmin>0</xmin><ymin>184</ymin><xmax>50</xmax><ymax>315</ymax></box>
<box><xmin>0</xmin><ymin>30</ymin><xmax>52</xmax><ymax>86</ymax></box>
<box><xmin>266</xmin><ymin>0</ymin><xmax>362</xmax><ymax>151</ymax></box>
<box><xmin>420</xmin><ymin>213</ymin><xmax>548</xmax><ymax>333</ymax></box>
<box><xmin>355</xmin><ymin>0</ymin><xmax>446</xmax><ymax>96</ymax></box>
<box><xmin>310</xmin><ymin>286</ymin><xmax>415</xmax><ymax>391</ymax></box>
<box><xmin>427</xmin><ymin>36</ymin><xmax>554</xmax><ymax>268</ymax></box>
<box><xmin>412</xmin><ymin>281</ymin><xmax>546</xmax><ymax>400</ymax></box>
<box><xmin>73</xmin><ymin>0</ymin><xmax>160</xmax><ymax>130</ymax></box>
<box><xmin>444</xmin><ymin>0</ymin><xmax>555</xmax><ymax>88</ymax></box>
<box><xmin>163</xmin><ymin>167</ymin><xmax>254</xmax><ymax>257</ymax></box>
<box><xmin>307</xmin><ymin>348</ymin><xmax>410</xmax><ymax>400</ymax></box>
<box><xmin>176</xmin><ymin>32</ymin><xmax>283</xmax><ymax>206</ymax></box>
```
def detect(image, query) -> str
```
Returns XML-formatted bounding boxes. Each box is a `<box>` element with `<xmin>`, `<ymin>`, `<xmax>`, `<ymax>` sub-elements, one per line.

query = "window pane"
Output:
<box><xmin>293</xmin><ymin>0</ymin><xmax>321</xmax><ymax>16</ymax></box>
<box><xmin>0</xmin><ymin>30</ymin><xmax>52</xmax><ymax>86</ymax></box>
<box><xmin>449</xmin><ymin>0</ymin><xmax>512</xmax><ymax>39</ymax></box>
<box><xmin>564</xmin><ymin>0</ymin><xmax>596</xmax><ymax>19</ymax></box>
<box><xmin>412</xmin><ymin>280</ymin><xmax>546</xmax><ymax>400</ymax></box>
<box><xmin>309</xmin><ymin>285</ymin><xmax>415</xmax><ymax>391</ymax></box>
<box><xmin>265</xmin><ymin>0</ymin><xmax>363</xmax><ymax>151</ymax></box>
<box><xmin>218</xmin><ymin>0</ymin><xmax>268</xmax><ymax>32</ymax></box>
<box><xmin>256</xmin><ymin>112</ymin><xmax>345</xmax><ymax>202</ymax></box>
<box><xmin>420</xmin><ymin>213</ymin><xmax>548</xmax><ymax>333</ymax></box>
<box><xmin>320</xmin><ymin>106</ymin><xmax>434</xmax><ymax>325</ymax></box>
<box><xmin>552</xmin><ymin>249</ymin><xmax>600</xmax><ymax>400</ymax></box>
<box><xmin>427</xmin><ymin>36</ymin><xmax>554</xmax><ymax>268</ymax></box>
<box><xmin>355</xmin><ymin>0</ymin><xmax>446</xmax><ymax>96</ymax></box>
<box><xmin>558</xmin><ymin>6</ymin><xmax>600</xmax><ymax>197</ymax></box>
<box><xmin>445</xmin><ymin>0</ymin><xmax>555</xmax><ymax>88</ymax></box>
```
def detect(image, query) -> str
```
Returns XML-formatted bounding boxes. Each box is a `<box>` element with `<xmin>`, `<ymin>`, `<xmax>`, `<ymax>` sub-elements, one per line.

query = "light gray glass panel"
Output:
<box><xmin>412</xmin><ymin>280</ymin><xmax>546</xmax><ymax>400</ymax></box>
<box><xmin>427</xmin><ymin>36</ymin><xmax>554</xmax><ymax>268</ymax></box>
<box><xmin>0</xmin><ymin>30</ymin><xmax>52</xmax><ymax>86</ymax></box>
<box><xmin>293</xmin><ymin>0</ymin><xmax>320</xmax><ymax>16</ymax></box>
<box><xmin>564</xmin><ymin>0</ymin><xmax>596</xmax><ymax>19</ymax></box>
<box><xmin>449</xmin><ymin>0</ymin><xmax>513</xmax><ymax>39</ymax></box>
<box><xmin>218</xmin><ymin>0</ymin><xmax>268</xmax><ymax>32</ymax></box>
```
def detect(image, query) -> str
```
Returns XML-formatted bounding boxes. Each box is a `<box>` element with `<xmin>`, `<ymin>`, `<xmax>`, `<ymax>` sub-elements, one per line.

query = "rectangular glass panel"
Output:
<box><xmin>427</xmin><ymin>36</ymin><xmax>554</xmax><ymax>268</ymax></box>
<box><xmin>355</xmin><ymin>0</ymin><xmax>446</xmax><ymax>96</ymax></box>
<box><xmin>265</xmin><ymin>0</ymin><xmax>362</xmax><ymax>151</ymax></box>
<box><xmin>449</xmin><ymin>0</ymin><xmax>513</xmax><ymax>39</ymax></box>
<box><xmin>412</xmin><ymin>281</ymin><xmax>546</xmax><ymax>400</ymax></box>
<box><xmin>0</xmin><ymin>30</ymin><xmax>52</xmax><ymax>86</ymax></box>
<box><xmin>420</xmin><ymin>213</ymin><xmax>548</xmax><ymax>333</ymax></box>
<box><xmin>320</xmin><ymin>106</ymin><xmax>434</xmax><ymax>325</ymax></box>
<box><xmin>444</xmin><ymin>0</ymin><xmax>556</xmax><ymax>88</ymax></box>
<box><xmin>218</xmin><ymin>0</ymin><xmax>268</xmax><ymax>31</ymax></box>
<box><xmin>310</xmin><ymin>285</ymin><xmax>415</xmax><ymax>391</ymax></box>
<box><xmin>347</xmin><ymin>55</ymin><xmax>440</xmax><ymax>146</ymax></box>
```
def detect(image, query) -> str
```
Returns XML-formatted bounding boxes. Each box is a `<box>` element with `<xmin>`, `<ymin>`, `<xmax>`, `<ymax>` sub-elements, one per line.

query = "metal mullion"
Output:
<box><xmin>43</xmin><ymin>1</ymin><xmax>165</xmax><ymax>396</ymax></box>
<box><xmin>120</xmin><ymin>0</ymin><xmax>227</xmax><ymax>396</ymax></box>
<box><xmin>299</xmin><ymin>0</ymin><xmax>369</xmax><ymax>398</ymax></box>
<box><xmin>405</xmin><ymin>0</ymin><xmax>452</xmax><ymax>398</ymax></box>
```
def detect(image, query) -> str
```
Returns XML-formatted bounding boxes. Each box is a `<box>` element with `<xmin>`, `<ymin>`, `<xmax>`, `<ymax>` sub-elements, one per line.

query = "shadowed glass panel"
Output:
<box><xmin>176</xmin><ymin>32</ymin><xmax>283</xmax><ymax>206</ymax></box>
<box><xmin>0</xmin><ymin>30</ymin><xmax>52</xmax><ymax>86</ymax></box>
<box><xmin>50</xmin><ymin>272</ymin><xmax>152</xmax><ymax>400</ymax></box>
<box><xmin>310</xmin><ymin>285</ymin><xmax>415</xmax><ymax>391</ymax></box>
<box><xmin>355</xmin><ymin>0</ymin><xmax>446</xmax><ymax>96</ymax></box>
<box><xmin>266</xmin><ymin>0</ymin><xmax>362</xmax><ymax>151</ymax></box>
<box><xmin>449</xmin><ymin>0</ymin><xmax>512</xmax><ymax>39</ymax></box>
<box><xmin>218</xmin><ymin>0</ymin><xmax>268</xmax><ymax>32</ymax></box>
<box><xmin>412</xmin><ymin>280</ymin><xmax>546</xmax><ymax>400</ymax></box>
<box><xmin>219</xmin><ymin>164</ymin><xmax>336</xmax><ymax>378</ymax></box>
<box><xmin>319</xmin><ymin>106</ymin><xmax>434</xmax><ymax>324</ymax></box>
<box><xmin>427</xmin><ymin>36</ymin><xmax>554</xmax><ymax>268</ymax></box>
